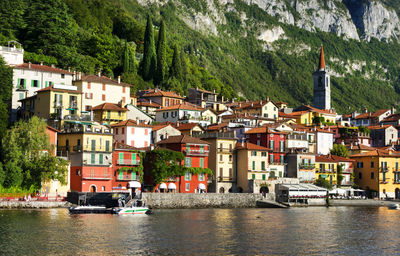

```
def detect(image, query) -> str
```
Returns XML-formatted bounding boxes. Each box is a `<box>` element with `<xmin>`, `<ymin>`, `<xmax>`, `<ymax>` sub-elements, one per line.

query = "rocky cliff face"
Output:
<box><xmin>137</xmin><ymin>0</ymin><xmax>400</xmax><ymax>42</ymax></box>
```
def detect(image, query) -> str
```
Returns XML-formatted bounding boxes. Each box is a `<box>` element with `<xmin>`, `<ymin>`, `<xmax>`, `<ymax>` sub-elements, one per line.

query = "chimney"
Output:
<box><xmin>118</xmin><ymin>76</ymin><xmax>121</xmax><ymax>84</ymax></box>
<box><xmin>28</xmin><ymin>62</ymin><xmax>31</xmax><ymax>68</ymax></box>
<box><xmin>97</xmin><ymin>70</ymin><xmax>101</xmax><ymax>77</ymax></box>
<box><xmin>364</xmin><ymin>108</ymin><xmax>368</xmax><ymax>113</ymax></box>
<box><xmin>251</xmin><ymin>103</ymin><xmax>253</xmax><ymax>107</ymax></box>
<box><xmin>177</xmin><ymin>122</ymin><xmax>180</xmax><ymax>127</ymax></box>
<box><xmin>149</xmin><ymin>99</ymin><xmax>152</xmax><ymax>104</ymax></box>
<box><xmin>267</xmin><ymin>97</ymin><xmax>270</xmax><ymax>101</ymax></box>
<box><xmin>68</xmin><ymin>67</ymin><xmax>71</xmax><ymax>72</ymax></box>
<box><xmin>40</xmin><ymin>61</ymin><xmax>43</xmax><ymax>66</ymax></box>
<box><xmin>51</xmin><ymin>64</ymin><xmax>55</xmax><ymax>68</ymax></box>
<box><xmin>166</xmin><ymin>133</ymin><xmax>169</xmax><ymax>139</ymax></box>
<box><xmin>241</xmin><ymin>141</ymin><xmax>244</xmax><ymax>147</ymax></box>
<box><xmin>391</xmin><ymin>106</ymin><xmax>395</xmax><ymax>115</ymax></box>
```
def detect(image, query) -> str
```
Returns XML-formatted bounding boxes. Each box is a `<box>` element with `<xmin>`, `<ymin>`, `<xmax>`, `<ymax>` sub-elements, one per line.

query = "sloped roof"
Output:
<box><xmin>36</xmin><ymin>86</ymin><xmax>82</xmax><ymax>94</ymax></box>
<box><xmin>346</xmin><ymin>143</ymin><xmax>375</xmax><ymax>151</ymax></box>
<box><xmin>111</xmin><ymin>119</ymin><xmax>152</xmax><ymax>128</ymax></box>
<box><xmin>79</xmin><ymin>75</ymin><xmax>132</xmax><ymax>87</ymax></box>
<box><xmin>175</xmin><ymin>123</ymin><xmax>203</xmax><ymax>131</ymax></box>
<box><xmin>381</xmin><ymin>113</ymin><xmax>400</xmax><ymax>122</ymax></box>
<box><xmin>206</xmin><ymin>122</ymin><xmax>228</xmax><ymax>131</ymax></box>
<box><xmin>14</xmin><ymin>63</ymin><xmax>73</xmax><ymax>74</ymax></box>
<box><xmin>350</xmin><ymin>149</ymin><xmax>400</xmax><ymax>157</ymax></box>
<box><xmin>316</xmin><ymin>154</ymin><xmax>354</xmax><ymax>163</ymax></box>
<box><xmin>142</xmin><ymin>88</ymin><xmax>184</xmax><ymax>99</ymax></box>
<box><xmin>245</xmin><ymin>127</ymin><xmax>267</xmax><ymax>134</ymax></box>
<box><xmin>156</xmin><ymin>135</ymin><xmax>210</xmax><ymax>145</ymax></box>
<box><xmin>367</xmin><ymin>124</ymin><xmax>393</xmax><ymax>130</ymax></box>
<box><xmin>114</xmin><ymin>141</ymin><xmax>142</xmax><ymax>151</ymax></box>
<box><xmin>354</xmin><ymin>109</ymin><xmax>389</xmax><ymax>120</ymax></box>
<box><xmin>235</xmin><ymin>142</ymin><xmax>271</xmax><ymax>151</ymax></box>
<box><xmin>137</xmin><ymin>99</ymin><xmax>161</xmax><ymax>108</ymax></box>
<box><xmin>92</xmin><ymin>103</ymin><xmax>128</xmax><ymax>111</ymax></box>
<box><xmin>155</xmin><ymin>102</ymin><xmax>204</xmax><ymax>112</ymax></box>
<box><xmin>151</xmin><ymin>124</ymin><xmax>170</xmax><ymax>131</ymax></box>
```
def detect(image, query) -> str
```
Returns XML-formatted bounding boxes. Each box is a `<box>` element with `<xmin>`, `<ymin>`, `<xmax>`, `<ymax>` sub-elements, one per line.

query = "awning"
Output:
<box><xmin>159</xmin><ymin>183</ymin><xmax>167</xmax><ymax>189</ymax></box>
<box><xmin>80</xmin><ymin>122</ymin><xmax>93</xmax><ymax>125</ymax></box>
<box><xmin>198</xmin><ymin>183</ymin><xmax>206</xmax><ymax>190</ymax></box>
<box><xmin>128</xmin><ymin>181</ymin><xmax>141</xmax><ymax>188</ymax></box>
<box><xmin>66</xmin><ymin>108</ymin><xmax>75</xmax><ymax>111</ymax></box>
<box><xmin>168</xmin><ymin>183</ymin><xmax>177</xmax><ymax>190</ymax></box>
<box><xmin>81</xmin><ymin>111</ymin><xmax>89</xmax><ymax>113</ymax></box>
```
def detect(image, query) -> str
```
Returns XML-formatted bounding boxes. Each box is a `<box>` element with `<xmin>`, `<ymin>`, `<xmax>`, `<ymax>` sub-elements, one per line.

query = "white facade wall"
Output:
<box><xmin>0</xmin><ymin>46</ymin><xmax>24</xmax><ymax>66</ymax></box>
<box><xmin>76</xmin><ymin>80</ymin><xmax>130</xmax><ymax>111</ymax></box>
<box><xmin>316</xmin><ymin>132</ymin><xmax>333</xmax><ymax>155</ymax></box>
<box><xmin>155</xmin><ymin>109</ymin><xmax>202</xmax><ymax>123</ymax></box>
<box><xmin>113</xmin><ymin>126</ymin><xmax>152</xmax><ymax>148</ymax></box>
<box><xmin>126</xmin><ymin>104</ymin><xmax>153</xmax><ymax>123</ymax></box>
<box><xmin>152</xmin><ymin>126</ymin><xmax>181</xmax><ymax>144</ymax></box>
<box><xmin>287</xmin><ymin>139</ymin><xmax>308</xmax><ymax>149</ymax></box>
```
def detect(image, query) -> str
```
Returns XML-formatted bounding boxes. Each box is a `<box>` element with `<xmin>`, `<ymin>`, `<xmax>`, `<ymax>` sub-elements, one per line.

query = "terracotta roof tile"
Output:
<box><xmin>15</xmin><ymin>63</ymin><xmax>74</xmax><ymax>74</ymax></box>
<box><xmin>110</xmin><ymin>119</ymin><xmax>152</xmax><ymax>128</ymax></box>
<box><xmin>36</xmin><ymin>86</ymin><xmax>82</xmax><ymax>94</ymax></box>
<box><xmin>350</xmin><ymin>149</ymin><xmax>400</xmax><ymax>157</ymax></box>
<box><xmin>155</xmin><ymin>102</ymin><xmax>204</xmax><ymax>112</ymax></box>
<box><xmin>156</xmin><ymin>135</ymin><xmax>210</xmax><ymax>145</ymax></box>
<box><xmin>79</xmin><ymin>75</ymin><xmax>132</xmax><ymax>87</ymax></box>
<box><xmin>114</xmin><ymin>141</ymin><xmax>143</xmax><ymax>151</ymax></box>
<box><xmin>354</xmin><ymin>109</ymin><xmax>389</xmax><ymax>119</ymax></box>
<box><xmin>381</xmin><ymin>113</ymin><xmax>400</xmax><ymax>122</ymax></box>
<box><xmin>367</xmin><ymin>124</ymin><xmax>393</xmax><ymax>130</ymax></box>
<box><xmin>141</xmin><ymin>89</ymin><xmax>184</xmax><ymax>99</ymax></box>
<box><xmin>137</xmin><ymin>99</ymin><xmax>161</xmax><ymax>108</ymax></box>
<box><xmin>92</xmin><ymin>103</ymin><xmax>128</xmax><ymax>111</ymax></box>
<box><xmin>174</xmin><ymin>123</ymin><xmax>202</xmax><ymax>131</ymax></box>
<box><xmin>235</xmin><ymin>142</ymin><xmax>271</xmax><ymax>151</ymax></box>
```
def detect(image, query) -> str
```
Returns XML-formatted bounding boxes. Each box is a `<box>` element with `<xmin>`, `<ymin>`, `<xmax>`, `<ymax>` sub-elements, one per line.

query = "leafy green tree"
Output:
<box><xmin>0</xmin><ymin>162</ymin><xmax>5</xmax><ymax>186</ymax></box>
<box><xmin>330</xmin><ymin>144</ymin><xmax>350</xmax><ymax>158</ymax></box>
<box><xmin>170</xmin><ymin>45</ymin><xmax>183</xmax><ymax>82</ymax></box>
<box><xmin>2</xmin><ymin>116</ymin><xmax>69</xmax><ymax>189</ymax></box>
<box><xmin>155</xmin><ymin>20</ymin><xmax>167</xmax><ymax>85</ymax></box>
<box><xmin>123</xmin><ymin>41</ymin><xmax>131</xmax><ymax>74</ymax></box>
<box><xmin>140</xmin><ymin>15</ymin><xmax>156</xmax><ymax>81</ymax></box>
<box><xmin>315</xmin><ymin>176</ymin><xmax>333</xmax><ymax>190</ymax></box>
<box><xmin>0</xmin><ymin>0</ymin><xmax>26</xmax><ymax>40</ymax></box>
<box><xmin>146</xmin><ymin>149</ymin><xmax>185</xmax><ymax>186</ymax></box>
<box><xmin>22</xmin><ymin>0</ymin><xmax>77</xmax><ymax>66</ymax></box>
<box><xmin>0</xmin><ymin>57</ymin><xmax>13</xmax><ymax>106</ymax></box>
<box><xmin>337</xmin><ymin>164</ymin><xmax>344</xmax><ymax>187</ymax></box>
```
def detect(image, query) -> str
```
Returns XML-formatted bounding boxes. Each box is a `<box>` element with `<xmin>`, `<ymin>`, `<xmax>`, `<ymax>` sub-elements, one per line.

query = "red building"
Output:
<box><xmin>245</xmin><ymin>126</ymin><xmax>286</xmax><ymax>164</ymax></box>
<box><xmin>151</xmin><ymin>135</ymin><xmax>210</xmax><ymax>193</ymax></box>
<box><xmin>112</xmin><ymin>142</ymin><xmax>146</xmax><ymax>192</ymax></box>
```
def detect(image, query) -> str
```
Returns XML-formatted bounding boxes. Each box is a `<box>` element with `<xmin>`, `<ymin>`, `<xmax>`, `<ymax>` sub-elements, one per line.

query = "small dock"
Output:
<box><xmin>256</xmin><ymin>199</ymin><xmax>289</xmax><ymax>208</ymax></box>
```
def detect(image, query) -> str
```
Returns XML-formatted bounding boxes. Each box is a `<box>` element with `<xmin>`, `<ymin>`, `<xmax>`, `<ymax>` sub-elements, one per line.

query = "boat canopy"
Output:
<box><xmin>198</xmin><ymin>183</ymin><xmax>206</xmax><ymax>190</ymax></box>
<box><xmin>159</xmin><ymin>183</ymin><xmax>167</xmax><ymax>189</ymax></box>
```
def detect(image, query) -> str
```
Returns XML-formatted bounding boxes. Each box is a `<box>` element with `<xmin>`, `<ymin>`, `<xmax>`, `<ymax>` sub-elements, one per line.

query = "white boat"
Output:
<box><xmin>388</xmin><ymin>204</ymin><xmax>400</xmax><ymax>210</ymax></box>
<box><xmin>113</xmin><ymin>199</ymin><xmax>152</xmax><ymax>215</ymax></box>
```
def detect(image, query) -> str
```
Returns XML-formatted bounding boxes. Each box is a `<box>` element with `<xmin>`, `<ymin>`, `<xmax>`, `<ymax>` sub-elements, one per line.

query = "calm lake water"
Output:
<box><xmin>0</xmin><ymin>207</ymin><xmax>400</xmax><ymax>255</ymax></box>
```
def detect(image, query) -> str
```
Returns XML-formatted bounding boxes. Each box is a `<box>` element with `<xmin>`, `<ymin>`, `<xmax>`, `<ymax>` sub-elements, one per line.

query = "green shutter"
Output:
<box><xmin>186</xmin><ymin>145</ymin><xmax>190</xmax><ymax>154</ymax></box>
<box><xmin>31</xmin><ymin>80</ymin><xmax>34</xmax><ymax>87</ymax></box>
<box><xmin>252</xmin><ymin>161</ymin><xmax>255</xmax><ymax>170</ymax></box>
<box><xmin>45</xmin><ymin>81</ymin><xmax>48</xmax><ymax>88</ymax></box>
<box><xmin>132</xmin><ymin>172</ymin><xmax>136</xmax><ymax>180</ymax></box>
<box><xmin>131</xmin><ymin>153</ymin><xmax>136</xmax><ymax>165</ymax></box>
<box><xmin>200</xmin><ymin>145</ymin><xmax>204</xmax><ymax>153</ymax></box>
<box><xmin>200</xmin><ymin>158</ymin><xmax>204</xmax><ymax>168</ymax></box>
<box><xmin>91</xmin><ymin>140</ymin><xmax>95</xmax><ymax>151</ymax></box>
<box><xmin>262</xmin><ymin>174</ymin><xmax>266</xmax><ymax>180</ymax></box>
<box><xmin>99</xmin><ymin>154</ymin><xmax>103</xmax><ymax>164</ymax></box>
<box><xmin>91</xmin><ymin>153</ymin><xmax>95</xmax><ymax>164</ymax></box>
<box><xmin>38</xmin><ymin>80</ymin><xmax>40</xmax><ymax>88</ymax></box>
<box><xmin>105</xmin><ymin>141</ymin><xmax>110</xmax><ymax>152</ymax></box>
<box><xmin>119</xmin><ymin>153</ymin><xmax>123</xmax><ymax>164</ymax></box>
<box><xmin>17</xmin><ymin>78</ymin><xmax>20</xmax><ymax>88</ymax></box>
<box><xmin>118</xmin><ymin>171</ymin><xmax>123</xmax><ymax>180</ymax></box>
<box><xmin>23</xmin><ymin>79</ymin><xmax>26</xmax><ymax>89</ymax></box>
<box><xmin>252</xmin><ymin>174</ymin><xmax>255</xmax><ymax>180</ymax></box>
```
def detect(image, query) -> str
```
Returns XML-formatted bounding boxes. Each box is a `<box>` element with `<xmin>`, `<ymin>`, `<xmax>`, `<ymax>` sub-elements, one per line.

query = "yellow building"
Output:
<box><xmin>236</xmin><ymin>142</ymin><xmax>272</xmax><ymax>193</ymax></box>
<box><xmin>315</xmin><ymin>155</ymin><xmax>338</xmax><ymax>185</ymax></box>
<box><xmin>234</xmin><ymin>100</ymin><xmax>279</xmax><ymax>120</ymax></box>
<box><xmin>19</xmin><ymin>85</ymin><xmax>82</xmax><ymax>128</ymax></box>
<box><xmin>286</xmin><ymin>105</ymin><xmax>337</xmax><ymax>126</ymax></box>
<box><xmin>198</xmin><ymin>132</ymin><xmax>237</xmax><ymax>193</ymax></box>
<box><xmin>351</xmin><ymin>149</ymin><xmax>400</xmax><ymax>199</ymax></box>
<box><xmin>92</xmin><ymin>102</ymin><xmax>128</xmax><ymax>125</ymax></box>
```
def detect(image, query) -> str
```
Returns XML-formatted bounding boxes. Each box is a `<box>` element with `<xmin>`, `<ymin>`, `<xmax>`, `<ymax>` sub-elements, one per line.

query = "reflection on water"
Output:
<box><xmin>1</xmin><ymin>207</ymin><xmax>400</xmax><ymax>255</ymax></box>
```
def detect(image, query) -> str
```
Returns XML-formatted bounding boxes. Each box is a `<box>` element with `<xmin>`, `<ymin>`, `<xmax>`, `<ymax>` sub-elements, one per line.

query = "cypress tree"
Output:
<box><xmin>129</xmin><ymin>46</ymin><xmax>136</xmax><ymax>73</ymax></box>
<box><xmin>170</xmin><ymin>45</ymin><xmax>183</xmax><ymax>82</ymax></box>
<box><xmin>123</xmin><ymin>41</ymin><xmax>130</xmax><ymax>73</ymax></box>
<box><xmin>180</xmin><ymin>47</ymin><xmax>188</xmax><ymax>82</ymax></box>
<box><xmin>155</xmin><ymin>20</ymin><xmax>167</xmax><ymax>85</ymax></box>
<box><xmin>141</xmin><ymin>15</ymin><xmax>156</xmax><ymax>81</ymax></box>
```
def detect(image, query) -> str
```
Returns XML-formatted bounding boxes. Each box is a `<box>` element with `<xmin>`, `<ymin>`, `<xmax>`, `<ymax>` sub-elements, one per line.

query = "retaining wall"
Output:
<box><xmin>0</xmin><ymin>201</ymin><xmax>71</xmax><ymax>208</ymax></box>
<box><xmin>142</xmin><ymin>193</ymin><xmax>273</xmax><ymax>209</ymax></box>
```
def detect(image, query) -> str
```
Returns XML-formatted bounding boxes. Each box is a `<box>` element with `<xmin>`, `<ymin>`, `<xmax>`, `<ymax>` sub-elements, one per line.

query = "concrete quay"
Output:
<box><xmin>0</xmin><ymin>201</ymin><xmax>71</xmax><ymax>209</ymax></box>
<box><xmin>330</xmin><ymin>199</ymin><xmax>397</xmax><ymax>207</ymax></box>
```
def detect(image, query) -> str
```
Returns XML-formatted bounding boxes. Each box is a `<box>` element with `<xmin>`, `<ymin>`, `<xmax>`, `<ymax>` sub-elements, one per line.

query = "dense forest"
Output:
<box><xmin>2</xmin><ymin>0</ymin><xmax>400</xmax><ymax>113</ymax></box>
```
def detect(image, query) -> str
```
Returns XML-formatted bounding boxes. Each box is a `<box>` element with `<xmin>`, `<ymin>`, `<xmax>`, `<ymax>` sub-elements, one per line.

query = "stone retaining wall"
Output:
<box><xmin>0</xmin><ymin>201</ymin><xmax>71</xmax><ymax>209</ymax></box>
<box><xmin>142</xmin><ymin>193</ymin><xmax>273</xmax><ymax>209</ymax></box>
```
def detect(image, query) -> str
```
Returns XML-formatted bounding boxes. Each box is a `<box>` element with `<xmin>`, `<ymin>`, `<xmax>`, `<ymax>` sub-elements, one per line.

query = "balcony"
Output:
<box><xmin>218</xmin><ymin>148</ymin><xmax>233</xmax><ymax>153</ymax></box>
<box><xmin>16</xmin><ymin>85</ymin><xmax>27</xmax><ymax>91</ymax></box>
<box><xmin>69</xmin><ymin>102</ymin><xmax>78</xmax><ymax>109</ymax></box>
<box><xmin>117</xmin><ymin>159</ymin><xmax>141</xmax><ymax>165</ymax></box>
<box><xmin>116</xmin><ymin>175</ymin><xmax>140</xmax><ymax>181</ymax></box>
<box><xmin>183</xmin><ymin>149</ymin><xmax>209</xmax><ymax>156</ymax></box>
<box><xmin>315</xmin><ymin>168</ymin><xmax>336</xmax><ymax>173</ymax></box>
<box><xmin>63</xmin><ymin>115</ymin><xmax>79</xmax><ymax>121</ymax></box>
<box><xmin>82</xmin><ymin>173</ymin><xmax>112</xmax><ymax>180</ymax></box>
<box><xmin>53</xmin><ymin>102</ymin><xmax>63</xmax><ymax>108</ymax></box>
<box><xmin>299</xmin><ymin>164</ymin><xmax>315</xmax><ymax>170</ymax></box>
<box><xmin>270</xmin><ymin>147</ymin><xmax>285</xmax><ymax>153</ymax></box>
<box><xmin>217</xmin><ymin>177</ymin><xmax>235</xmax><ymax>182</ymax></box>
<box><xmin>380</xmin><ymin>167</ymin><xmax>389</xmax><ymax>173</ymax></box>
<box><xmin>58</xmin><ymin>146</ymin><xmax>70</xmax><ymax>152</ymax></box>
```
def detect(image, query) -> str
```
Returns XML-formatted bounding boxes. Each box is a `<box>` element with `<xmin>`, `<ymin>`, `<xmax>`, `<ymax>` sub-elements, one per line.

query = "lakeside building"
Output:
<box><xmin>313</xmin><ymin>46</ymin><xmax>331</xmax><ymax>110</ymax></box>
<box><xmin>351</xmin><ymin>149</ymin><xmax>400</xmax><ymax>199</ymax></box>
<box><xmin>188</xmin><ymin>88</ymin><xmax>227</xmax><ymax>111</ymax></box>
<box><xmin>111</xmin><ymin>119</ymin><xmax>152</xmax><ymax>148</ymax></box>
<box><xmin>58</xmin><ymin>122</ymin><xmax>113</xmax><ymax>192</ymax></box>
<box><xmin>73</xmin><ymin>73</ymin><xmax>131</xmax><ymax>112</ymax></box>
<box><xmin>92</xmin><ymin>103</ymin><xmax>128</xmax><ymax>125</ymax></box>
<box><xmin>18</xmin><ymin>84</ymin><xmax>83</xmax><ymax>130</ymax></box>
<box><xmin>175</xmin><ymin>122</ymin><xmax>204</xmax><ymax>136</ymax></box>
<box><xmin>138</xmin><ymin>88</ymin><xmax>184</xmax><ymax>107</ymax></box>
<box><xmin>155</xmin><ymin>135</ymin><xmax>210</xmax><ymax>193</ymax></box>
<box><xmin>286</xmin><ymin>151</ymin><xmax>316</xmax><ymax>183</ymax></box>
<box><xmin>111</xmin><ymin>142</ymin><xmax>145</xmax><ymax>192</ymax></box>
<box><xmin>151</xmin><ymin>124</ymin><xmax>181</xmax><ymax>144</ymax></box>
<box><xmin>235</xmin><ymin>142</ymin><xmax>273</xmax><ymax>193</ymax></box>
<box><xmin>315</xmin><ymin>155</ymin><xmax>338</xmax><ymax>185</ymax></box>
<box><xmin>196</xmin><ymin>132</ymin><xmax>237</xmax><ymax>193</ymax></box>
<box><xmin>12</xmin><ymin>62</ymin><xmax>74</xmax><ymax>122</ymax></box>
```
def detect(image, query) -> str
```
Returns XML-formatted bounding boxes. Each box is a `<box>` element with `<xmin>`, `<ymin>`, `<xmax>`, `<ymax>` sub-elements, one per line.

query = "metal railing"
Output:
<box><xmin>82</xmin><ymin>173</ymin><xmax>112</xmax><ymax>180</ymax></box>
<box><xmin>116</xmin><ymin>175</ymin><xmax>140</xmax><ymax>181</ymax></box>
<box><xmin>380</xmin><ymin>167</ymin><xmax>389</xmax><ymax>173</ymax></box>
<box><xmin>218</xmin><ymin>148</ymin><xmax>233</xmax><ymax>153</ymax></box>
<box><xmin>117</xmin><ymin>159</ymin><xmax>141</xmax><ymax>165</ymax></box>
<box><xmin>183</xmin><ymin>149</ymin><xmax>209</xmax><ymax>156</ymax></box>
<box><xmin>299</xmin><ymin>164</ymin><xmax>315</xmax><ymax>170</ymax></box>
<box><xmin>315</xmin><ymin>168</ymin><xmax>336</xmax><ymax>173</ymax></box>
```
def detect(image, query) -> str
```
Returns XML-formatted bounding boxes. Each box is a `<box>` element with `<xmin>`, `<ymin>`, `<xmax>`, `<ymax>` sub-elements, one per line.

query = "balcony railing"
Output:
<box><xmin>270</xmin><ymin>147</ymin><xmax>285</xmax><ymax>153</ymax></box>
<box><xmin>116</xmin><ymin>175</ymin><xmax>140</xmax><ymax>181</ymax></box>
<box><xmin>82</xmin><ymin>173</ymin><xmax>112</xmax><ymax>180</ymax></box>
<box><xmin>217</xmin><ymin>177</ymin><xmax>235</xmax><ymax>182</ymax></box>
<box><xmin>16</xmin><ymin>85</ymin><xmax>27</xmax><ymax>91</ymax></box>
<box><xmin>380</xmin><ymin>180</ymin><xmax>389</xmax><ymax>184</ymax></box>
<box><xmin>117</xmin><ymin>159</ymin><xmax>141</xmax><ymax>165</ymax></box>
<box><xmin>218</xmin><ymin>148</ymin><xmax>233</xmax><ymax>153</ymax></box>
<box><xmin>341</xmin><ymin>181</ymin><xmax>354</xmax><ymax>186</ymax></box>
<box><xmin>299</xmin><ymin>164</ymin><xmax>315</xmax><ymax>170</ymax></box>
<box><xmin>315</xmin><ymin>168</ymin><xmax>336</xmax><ymax>173</ymax></box>
<box><xmin>380</xmin><ymin>167</ymin><xmax>389</xmax><ymax>173</ymax></box>
<box><xmin>64</xmin><ymin>115</ymin><xmax>79</xmax><ymax>120</ymax></box>
<box><xmin>184</xmin><ymin>149</ymin><xmax>209</xmax><ymax>156</ymax></box>
<box><xmin>69</xmin><ymin>102</ymin><xmax>78</xmax><ymax>109</ymax></box>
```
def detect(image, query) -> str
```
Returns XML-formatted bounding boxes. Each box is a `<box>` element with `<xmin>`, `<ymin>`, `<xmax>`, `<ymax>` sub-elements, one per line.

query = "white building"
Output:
<box><xmin>73</xmin><ymin>74</ymin><xmax>131</xmax><ymax>112</ymax></box>
<box><xmin>316</xmin><ymin>129</ymin><xmax>334</xmax><ymax>155</ymax></box>
<box><xmin>111</xmin><ymin>119</ymin><xmax>152</xmax><ymax>148</ymax></box>
<box><xmin>11</xmin><ymin>62</ymin><xmax>74</xmax><ymax>122</ymax></box>
<box><xmin>0</xmin><ymin>43</ymin><xmax>24</xmax><ymax>66</ymax></box>
<box><xmin>155</xmin><ymin>102</ymin><xmax>203</xmax><ymax>124</ymax></box>
<box><xmin>151</xmin><ymin>124</ymin><xmax>181</xmax><ymax>144</ymax></box>
<box><xmin>125</xmin><ymin>104</ymin><xmax>154</xmax><ymax>123</ymax></box>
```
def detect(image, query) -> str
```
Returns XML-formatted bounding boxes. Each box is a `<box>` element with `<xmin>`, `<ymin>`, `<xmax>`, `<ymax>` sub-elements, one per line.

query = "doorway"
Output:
<box><xmin>90</xmin><ymin>185</ymin><xmax>97</xmax><ymax>192</ymax></box>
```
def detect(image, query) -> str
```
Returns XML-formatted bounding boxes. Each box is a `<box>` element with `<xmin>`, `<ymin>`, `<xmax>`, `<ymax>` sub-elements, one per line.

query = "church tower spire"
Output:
<box><xmin>313</xmin><ymin>45</ymin><xmax>331</xmax><ymax>110</ymax></box>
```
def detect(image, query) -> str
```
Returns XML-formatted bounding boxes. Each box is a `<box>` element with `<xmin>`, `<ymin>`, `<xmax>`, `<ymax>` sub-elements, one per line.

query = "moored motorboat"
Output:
<box><xmin>113</xmin><ymin>199</ymin><xmax>152</xmax><ymax>215</ymax></box>
<box><xmin>388</xmin><ymin>204</ymin><xmax>400</xmax><ymax>210</ymax></box>
<box><xmin>69</xmin><ymin>205</ymin><xmax>113</xmax><ymax>214</ymax></box>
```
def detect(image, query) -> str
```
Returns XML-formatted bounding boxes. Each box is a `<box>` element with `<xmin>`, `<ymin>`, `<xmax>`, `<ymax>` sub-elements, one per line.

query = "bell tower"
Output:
<box><xmin>313</xmin><ymin>46</ymin><xmax>331</xmax><ymax>110</ymax></box>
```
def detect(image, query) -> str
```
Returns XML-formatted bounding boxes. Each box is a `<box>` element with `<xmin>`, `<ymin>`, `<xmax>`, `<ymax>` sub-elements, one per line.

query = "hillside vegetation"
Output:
<box><xmin>1</xmin><ymin>0</ymin><xmax>400</xmax><ymax>113</ymax></box>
